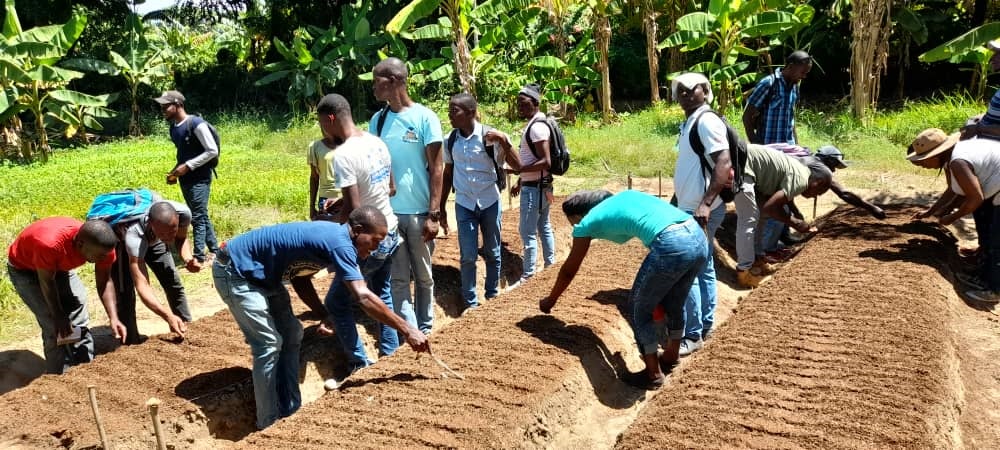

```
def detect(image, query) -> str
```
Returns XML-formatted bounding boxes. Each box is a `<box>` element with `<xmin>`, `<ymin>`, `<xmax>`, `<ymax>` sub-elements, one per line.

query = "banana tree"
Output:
<box><xmin>919</xmin><ymin>22</ymin><xmax>1000</xmax><ymax>100</ymax></box>
<box><xmin>0</xmin><ymin>0</ymin><xmax>90</xmax><ymax>160</ymax></box>
<box><xmin>45</xmin><ymin>91</ymin><xmax>118</xmax><ymax>144</ymax></box>
<box><xmin>659</xmin><ymin>0</ymin><xmax>805</xmax><ymax>114</ymax></box>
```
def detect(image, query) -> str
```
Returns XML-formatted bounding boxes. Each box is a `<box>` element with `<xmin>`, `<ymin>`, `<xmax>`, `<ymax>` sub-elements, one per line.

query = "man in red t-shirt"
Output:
<box><xmin>7</xmin><ymin>217</ymin><xmax>126</xmax><ymax>374</ymax></box>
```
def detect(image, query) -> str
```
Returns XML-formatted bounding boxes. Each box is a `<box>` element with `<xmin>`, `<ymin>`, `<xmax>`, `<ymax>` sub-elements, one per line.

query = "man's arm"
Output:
<box><xmin>129</xmin><ymin>257</ymin><xmax>186</xmax><ymax>336</ymax></box>
<box><xmin>94</xmin><ymin>265</ymin><xmax>126</xmax><ymax>343</ymax></box>
<box><xmin>440</xmin><ymin>163</ymin><xmax>454</xmax><ymax>236</ymax></box>
<box><xmin>830</xmin><ymin>180</ymin><xmax>885</xmax><ymax>219</ymax></box>
<box><xmin>940</xmin><ymin>160</ymin><xmax>985</xmax><ymax>226</ymax></box>
<box><xmin>173</xmin><ymin>220</ymin><xmax>198</xmax><ymax>271</ymax></box>
<box><xmin>540</xmin><ymin>237</ymin><xmax>592</xmax><ymax>313</ymax></box>
<box><xmin>180</xmin><ymin>122</ymin><xmax>219</xmax><ymax>171</ymax></box>
<box><xmin>335</xmin><ymin>184</ymin><xmax>361</xmax><ymax>224</ymax></box>
<box><xmin>762</xmin><ymin>191</ymin><xmax>812</xmax><ymax>233</ymax></box>
<box><xmin>520</xmin><ymin>138</ymin><xmax>551</xmax><ymax>173</ymax></box>
<box><xmin>35</xmin><ymin>269</ymin><xmax>71</xmax><ymax>337</ymax></box>
<box><xmin>309</xmin><ymin>165</ymin><xmax>320</xmax><ymax>219</ymax></box>
<box><xmin>344</xmin><ymin>279</ymin><xmax>429</xmax><ymax>352</ymax></box>
<box><xmin>695</xmin><ymin>148</ymin><xmax>732</xmax><ymax>225</ymax></box>
<box><xmin>289</xmin><ymin>276</ymin><xmax>336</xmax><ymax>333</ymax></box>
<box><xmin>424</xmin><ymin>141</ymin><xmax>444</xmax><ymax>241</ymax></box>
<box><xmin>742</xmin><ymin>105</ymin><xmax>761</xmax><ymax>144</ymax></box>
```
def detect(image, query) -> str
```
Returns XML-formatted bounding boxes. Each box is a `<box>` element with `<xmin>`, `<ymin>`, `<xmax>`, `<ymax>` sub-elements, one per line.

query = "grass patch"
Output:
<box><xmin>0</xmin><ymin>95</ymin><xmax>976</xmax><ymax>344</ymax></box>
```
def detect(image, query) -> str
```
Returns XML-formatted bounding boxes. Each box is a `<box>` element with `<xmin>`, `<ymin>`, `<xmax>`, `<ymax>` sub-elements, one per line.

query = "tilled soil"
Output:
<box><xmin>0</xmin><ymin>204</ymin><xmax>572</xmax><ymax>449</ymax></box>
<box><xmin>617</xmin><ymin>205</ymin><xmax>964</xmax><ymax>449</ymax></box>
<box><xmin>236</xmin><ymin>238</ymin><xmax>647</xmax><ymax>449</ymax></box>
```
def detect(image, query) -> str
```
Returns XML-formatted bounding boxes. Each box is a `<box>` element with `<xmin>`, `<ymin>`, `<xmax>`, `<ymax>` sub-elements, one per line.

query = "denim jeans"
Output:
<box><xmin>391</xmin><ymin>214</ymin><xmax>435</xmax><ymax>335</ymax></box>
<box><xmin>111</xmin><ymin>239</ymin><xmax>191</xmax><ymax>345</ymax></box>
<box><xmin>327</xmin><ymin>232</ymin><xmax>401</xmax><ymax>370</ymax></box>
<box><xmin>213</xmin><ymin>260</ymin><xmax>303</xmax><ymax>430</ymax></box>
<box><xmin>8</xmin><ymin>264</ymin><xmax>94</xmax><ymax>374</ymax></box>
<box><xmin>520</xmin><ymin>185</ymin><xmax>556</xmax><ymax>278</ymax></box>
<box><xmin>682</xmin><ymin>204</ymin><xmax>725</xmax><ymax>340</ymax></box>
<box><xmin>621</xmin><ymin>219</ymin><xmax>708</xmax><ymax>355</ymax></box>
<box><xmin>456</xmin><ymin>201</ymin><xmax>502</xmax><ymax>308</ymax></box>
<box><xmin>759</xmin><ymin>216</ymin><xmax>786</xmax><ymax>254</ymax></box>
<box><xmin>180</xmin><ymin>177</ymin><xmax>220</xmax><ymax>262</ymax></box>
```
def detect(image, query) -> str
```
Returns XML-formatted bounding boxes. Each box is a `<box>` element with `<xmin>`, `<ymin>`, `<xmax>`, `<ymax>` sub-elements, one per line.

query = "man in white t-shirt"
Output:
<box><xmin>104</xmin><ymin>194</ymin><xmax>192</xmax><ymax>344</ymax></box>
<box><xmin>671</xmin><ymin>72</ymin><xmax>732</xmax><ymax>357</ymax></box>
<box><xmin>314</xmin><ymin>93</ymin><xmax>401</xmax><ymax>371</ymax></box>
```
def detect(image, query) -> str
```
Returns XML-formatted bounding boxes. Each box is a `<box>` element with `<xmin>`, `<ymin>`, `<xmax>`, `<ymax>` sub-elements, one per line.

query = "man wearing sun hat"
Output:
<box><xmin>908</xmin><ymin>128</ymin><xmax>1000</xmax><ymax>303</ymax></box>
<box><xmin>812</xmin><ymin>145</ymin><xmax>886</xmax><ymax>220</ymax></box>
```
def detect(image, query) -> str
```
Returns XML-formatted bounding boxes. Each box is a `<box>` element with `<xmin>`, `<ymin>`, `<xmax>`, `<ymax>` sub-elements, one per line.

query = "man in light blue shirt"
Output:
<box><xmin>440</xmin><ymin>93</ymin><xmax>506</xmax><ymax>310</ymax></box>
<box><xmin>370</xmin><ymin>57</ymin><xmax>444</xmax><ymax>336</ymax></box>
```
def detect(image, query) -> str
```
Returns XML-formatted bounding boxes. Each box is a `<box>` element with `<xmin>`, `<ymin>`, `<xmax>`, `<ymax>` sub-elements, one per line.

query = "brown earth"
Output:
<box><xmin>616</xmin><ymin>205</ymin><xmax>1000</xmax><ymax>449</ymax></box>
<box><xmin>0</xmin><ymin>204</ymin><xmax>572</xmax><ymax>449</ymax></box>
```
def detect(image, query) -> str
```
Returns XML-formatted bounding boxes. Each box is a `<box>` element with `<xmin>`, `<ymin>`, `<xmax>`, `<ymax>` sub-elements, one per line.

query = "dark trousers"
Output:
<box><xmin>111</xmin><ymin>240</ymin><xmax>192</xmax><ymax>345</ymax></box>
<box><xmin>180</xmin><ymin>177</ymin><xmax>219</xmax><ymax>262</ymax></box>
<box><xmin>973</xmin><ymin>199</ymin><xmax>1000</xmax><ymax>292</ymax></box>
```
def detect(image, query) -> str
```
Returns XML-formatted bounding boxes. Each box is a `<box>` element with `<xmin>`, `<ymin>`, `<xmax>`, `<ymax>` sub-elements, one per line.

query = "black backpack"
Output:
<box><xmin>526</xmin><ymin>115</ymin><xmax>571</xmax><ymax>176</ymax></box>
<box><xmin>445</xmin><ymin>125</ymin><xmax>507</xmax><ymax>191</ymax></box>
<box><xmin>688</xmin><ymin>109</ymin><xmax>747</xmax><ymax>203</ymax></box>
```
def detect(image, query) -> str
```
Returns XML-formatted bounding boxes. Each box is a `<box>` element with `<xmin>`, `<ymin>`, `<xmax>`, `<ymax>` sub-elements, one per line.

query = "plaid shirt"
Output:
<box><xmin>747</xmin><ymin>69</ymin><xmax>799</xmax><ymax>145</ymax></box>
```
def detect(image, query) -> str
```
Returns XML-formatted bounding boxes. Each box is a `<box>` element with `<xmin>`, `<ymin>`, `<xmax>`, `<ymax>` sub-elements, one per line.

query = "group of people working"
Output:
<box><xmin>9</xmin><ymin>44</ymin><xmax>995</xmax><ymax>431</ymax></box>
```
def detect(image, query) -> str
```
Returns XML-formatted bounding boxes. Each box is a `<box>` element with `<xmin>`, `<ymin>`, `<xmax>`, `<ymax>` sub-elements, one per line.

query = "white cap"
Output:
<box><xmin>670</xmin><ymin>72</ymin><xmax>713</xmax><ymax>103</ymax></box>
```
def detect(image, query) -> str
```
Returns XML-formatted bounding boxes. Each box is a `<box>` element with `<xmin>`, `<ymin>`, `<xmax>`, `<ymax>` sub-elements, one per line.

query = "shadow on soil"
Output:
<box><xmin>516</xmin><ymin>315</ymin><xmax>644</xmax><ymax>409</ymax></box>
<box><xmin>175</xmin><ymin>366</ymin><xmax>256</xmax><ymax>441</ymax></box>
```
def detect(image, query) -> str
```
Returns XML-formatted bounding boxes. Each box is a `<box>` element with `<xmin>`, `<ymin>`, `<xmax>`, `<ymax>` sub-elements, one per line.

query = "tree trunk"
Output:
<box><xmin>642</xmin><ymin>0</ymin><xmax>660</xmax><ymax>103</ymax></box>
<box><xmin>129</xmin><ymin>81</ymin><xmax>142</xmax><ymax>137</ymax></box>
<box><xmin>665</xmin><ymin>0</ymin><xmax>686</xmax><ymax>103</ymax></box>
<box><xmin>451</xmin><ymin>8</ymin><xmax>475</xmax><ymax>96</ymax></box>
<box><xmin>972</xmin><ymin>0</ymin><xmax>988</xmax><ymax>25</ymax></box>
<box><xmin>849</xmin><ymin>0</ymin><xmax>891</xmax><ymax>120</ymax></box>
<box><xmin>596</xmin><ymin>12</ymin><xmax>613</xmax><ymax>123</ymax></box>
<box><xmin>896</xmin><ymin>34</ymin><xmax>910</xmax><ymax>100</ymax></box>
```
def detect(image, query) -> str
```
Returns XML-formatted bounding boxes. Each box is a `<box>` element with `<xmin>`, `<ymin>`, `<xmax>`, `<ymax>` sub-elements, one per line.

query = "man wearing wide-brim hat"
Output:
<box><xmin>908</xmin><ymin>127</ymin><xmax>1000</xmax><ymax>303</ymax></box>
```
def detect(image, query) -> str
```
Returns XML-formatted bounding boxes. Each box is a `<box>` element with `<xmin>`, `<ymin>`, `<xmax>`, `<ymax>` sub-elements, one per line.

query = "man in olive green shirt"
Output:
<box><xmin>733</xmin><ymin>144</ymin><xmax>832</xmax><ymax>287</ymax></box>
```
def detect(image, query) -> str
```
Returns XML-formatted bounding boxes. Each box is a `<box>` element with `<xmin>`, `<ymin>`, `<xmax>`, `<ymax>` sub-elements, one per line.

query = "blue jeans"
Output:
<box><xmin>520</xmin><ymin>185</ymin><xmax>556</xmax><ymax>278</ymax></box>
<box><xmin>682</xmin><ymin>204</ymin><xmax>725</xmax><ymax>340</ymax></box>
<box><xmin>8</xmin><ymin>264</ymin><xmax>94</xmax><ymax>374</ymax></box>
<box><xmin>456</xmin><ymin>201</ymin><xmax>502</xmax><ymax>308</ymax></box>
<box><xmin>212</xmin><ymin>260</ymin><xmax>302</xmax><ymax>430</ymax></box>
<box><xmin>621</xmin><ymin>220</ymin><xmax>708</xmax><ymax>355</ymax></box>
<box><xmin>391</xmin><ymin>214</ymin><xmax>435</xmax><ymax>335</ymax></box>
<box><xmin>327</xmin><ymin>232</ymin><xmax>401</xmax><ymax>370</ymax></box>
<box><xmin>180</xmin><ymin>177</ymin><xmax>220</xmax><ymax>262</ymax></box>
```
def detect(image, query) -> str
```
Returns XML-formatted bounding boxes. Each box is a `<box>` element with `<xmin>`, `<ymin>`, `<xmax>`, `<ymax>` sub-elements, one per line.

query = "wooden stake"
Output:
<box><xmin>627</xmin><ymin>171</ymin><xmax>633</xmax><ymax>190</ymax></box>
<box><xmin>658</xmin><ymin>170</ymin><xmax>662</xmax><ymax>198</ymax></box>
<box><xmin>87</xmin><ymin>385</ymin><xmax>110</xmax><ymax>450</ymax></box>
<box><xmin>813</xmin><ymin>197</ymin><xmax>817</xmax><ymax>221</ymax></box>
<box><xmin>146</xmin><ymin>398</ymin><xmax>166</xmax><ymax>450</ymax></box>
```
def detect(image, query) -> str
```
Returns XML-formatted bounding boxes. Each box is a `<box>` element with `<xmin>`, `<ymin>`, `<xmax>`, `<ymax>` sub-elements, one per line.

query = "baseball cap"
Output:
<box><xmin>153</xmin><ymin>90</ymin><xmax>185</xmax><ymax>105</ymax></box>
<box><xmin>816</xmin><ymin>145</ymin><xmax>848</xmax><ymax>169</ymax></box>
<box><xmin>670</xmin><ymin>72</ymin><xmax>714</xmax><ymax>103</ymax></box>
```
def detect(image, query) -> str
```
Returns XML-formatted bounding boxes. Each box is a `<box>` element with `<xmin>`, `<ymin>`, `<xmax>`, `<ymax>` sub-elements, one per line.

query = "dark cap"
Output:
<box><xmin>518</xmin><ymin>83</ymin><xmax>541</xmax><ymax>102</ymax></box>
<box><xmin>816</xmin><ymin>145</ymin><xmax>848</xmax><ymax>169</ymax></box>
<box><xmin>153</xmin><ymin>90</ymin><xmax>185</xmax><ymax>105</ymax></box>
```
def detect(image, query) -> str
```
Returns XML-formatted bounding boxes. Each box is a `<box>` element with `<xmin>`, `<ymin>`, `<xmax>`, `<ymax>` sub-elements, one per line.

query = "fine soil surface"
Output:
<box><xmin>616</xmin><ymin>205</ymin><xmax>1000</xmax><ymax>449</ymax></box>
<box><xmin>0</xmin><ymin>204</ymin><xmax>572</xmax><ymax>449</ymax></box>
<box><xmin>236</xmin><ymin>238</ymin><xmax>648</xmax><ymax>449</ymax></box>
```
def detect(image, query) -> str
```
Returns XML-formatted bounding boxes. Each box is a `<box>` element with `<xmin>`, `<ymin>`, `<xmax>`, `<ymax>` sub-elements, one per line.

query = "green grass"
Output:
<box><xmin>0</xmin><ymin>95</ymin><xmax>982</xmax><ymax>343</ymax></box>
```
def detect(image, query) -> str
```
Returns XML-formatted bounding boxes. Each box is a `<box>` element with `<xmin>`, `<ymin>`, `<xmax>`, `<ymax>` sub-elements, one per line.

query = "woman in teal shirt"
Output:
<box><xmin>540</xmin><ymin>190</ymin><xmax>708</xmax><ymax>390</ymax></box>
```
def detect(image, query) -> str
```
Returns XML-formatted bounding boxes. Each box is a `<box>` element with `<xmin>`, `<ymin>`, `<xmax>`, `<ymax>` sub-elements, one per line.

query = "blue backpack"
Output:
<box><xmin>86</xmin><ymin>189</ymin><xmax>155</xmax><ymax>225</ymax></box>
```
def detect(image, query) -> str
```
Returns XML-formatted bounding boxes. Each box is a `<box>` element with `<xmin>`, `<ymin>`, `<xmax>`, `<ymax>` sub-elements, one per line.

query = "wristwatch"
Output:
<box><xmin>428</xmin><ymin>210</ymin><xmax>442</xmax><ymax>221</ymax></box>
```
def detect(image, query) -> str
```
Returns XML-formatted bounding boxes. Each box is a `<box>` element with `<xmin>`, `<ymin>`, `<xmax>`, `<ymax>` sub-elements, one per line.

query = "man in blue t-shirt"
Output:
<box><xmin>370</xmin><ymin>57</ymin><xmax>444</xmax><ymax>336</ymax></box>
<box><xmin>212</xmin><ymin>206</ymin><xmax>430</xmax><ymax>430</ymax></box>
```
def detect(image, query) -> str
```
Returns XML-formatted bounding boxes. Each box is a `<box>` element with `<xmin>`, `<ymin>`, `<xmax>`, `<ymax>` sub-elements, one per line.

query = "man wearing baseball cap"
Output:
<box><xmin>813</xmin><ymin>145</ymin><xmax>885</xmax><ymax>220</ymax></box>
<box><xmin>154</xmin><ymin>90</ymin><xmax>221</xmax><ymax>266</ymax></box>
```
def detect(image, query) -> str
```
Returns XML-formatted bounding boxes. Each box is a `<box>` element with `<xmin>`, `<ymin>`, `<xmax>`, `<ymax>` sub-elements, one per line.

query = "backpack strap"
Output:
<box><xmin>525</xmin><ymin>117</ymin><xmax>554</xmax><ymax>177</ymax></box>
<box><xmin>376</xmin><ymin>104</ymin><xmax>390</xmax><ymax>137</ymax></box>
<box><xmin>445</xmin><ymin>129</ymin><xmax>458</xmax><ymax>162</ymax></box>
<box><xmin>687</xmin><ymin>109</ymin><xmax>716</xmax><ymax>178</ymax></box>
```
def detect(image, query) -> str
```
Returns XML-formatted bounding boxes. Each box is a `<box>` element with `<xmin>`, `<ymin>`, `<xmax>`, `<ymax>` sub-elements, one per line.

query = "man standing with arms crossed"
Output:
<box><xmin>370</xmin><ymin>58</ymin><xmax>444</xmax><ymax>336</ymax></box>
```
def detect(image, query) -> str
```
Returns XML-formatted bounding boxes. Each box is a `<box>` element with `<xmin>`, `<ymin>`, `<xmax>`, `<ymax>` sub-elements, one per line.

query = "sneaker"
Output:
<box><xmin>737</xmin><ymin>269</ymin><xmax>765</xmax><ymax>288</ymax></box>
<box><xmin>965</xmin><ymin>289</ymin><xmax>1000</xmax><ymax>304</ymax></box>
<box><xmin>678</xmin><ymin>338</ymin><xmax>703</xmax><ymax>357</ymax></box>
<box><xmin>621</xmin><ymin>370</ymin><xmax>664</xmax><ymax>390</ymax></box>
<box><xmin>505</xmin><ymin>276</ymin><xmax>531</xmax><ymax>292</ymax></box>
<box><xmin>956</xmin><ymin>272</ymin><xmax>989</xmax><ymax>291</ymax></box>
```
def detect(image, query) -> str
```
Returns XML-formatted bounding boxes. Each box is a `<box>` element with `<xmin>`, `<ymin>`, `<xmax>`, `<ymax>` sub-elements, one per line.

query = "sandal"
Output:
<box><xmin>621</xmin><ymin>370</ymin><xmax>664</xmax><ymax>390</ymax></box>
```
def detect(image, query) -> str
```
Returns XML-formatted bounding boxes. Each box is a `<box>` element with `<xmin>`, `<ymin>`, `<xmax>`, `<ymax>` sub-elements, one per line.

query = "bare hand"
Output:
<box><xmin>792</xmin><ymin>219</ymin><xmax>814</xmax><ymax>234</ymax></box>
<box><xmin>185</xmin><ymin>258</ymin><xmax>202</xmax><ymax>272</ymax></box>
<box><xmin>510</xmin><ymin>183</ymin><xmax>521</xmax><ymax>197</ymax></box>
<box><xmin>322</xmin><ymin>198</ymin><xmax>344</xmax><ymax>216</ymax></box>
<box><xmin>317</xmin><ymin>319</ymin><xmax>336</xmax><ymax>336</ymax></box>
<box><xmin>693</xmin><ymin>204</ymin><xmax>712</xmax><ymax>227</ymax></box>
<box><xmin>484</xmin><ymin>129</ymin><xmax>508</xmax><ymax>146</ymax></box>
<box><xmin>439</xmin><ymin>210</ymin><xmax>450</xmax><ymax>236</ymax></box>
<box><xmin>167</xmin><ymin>314</ymin><xmax>187</xmax><ymax>338</ymax></box>
<box><xmin>938</xmin><ymin>214</ymin><xmax>958</xmax><ymax>227</ymax></box>
<box><xmin>54</xmin><ymin>317</ymin><xmax>72</xmax><ymax>339</ymax></box>
<box><xmin>172</xmin><ymin>164</ymin><xmax>189</xmax><ymax>177</ymax></box>
<box><xmin>540</xmin><ymin>297</ymin><xmax>556</xmax><ymax>314</ymax></box>
<box><xmin>912</xmin><ymin>209</ymin><xmax>931</xmax><ymax>220</ymax></box>
<box><xmin>110</xmin><ymin>319</ymin><xmax>128</xmax><ymax>344</ymax></box>
<box><xmin>404</xmin><ymin>328</ymin><xmax>430</xmax><ymax>353</ymax></box>
<box><xmin>166</xmin><ymin>173</ymin><xmax>178</xmax><ymax>185</ymax></box>
<box><xmin>422</xmin><ymin>218</ymin><xmax>439</xmax><ymax>242</ymax></box>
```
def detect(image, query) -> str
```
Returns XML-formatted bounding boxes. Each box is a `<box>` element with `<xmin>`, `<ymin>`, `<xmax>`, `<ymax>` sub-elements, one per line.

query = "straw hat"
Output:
<box><xmin>906</xmin><ymin>128</ymin><xmax>959</xmax><ymax>162</ymax></box>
